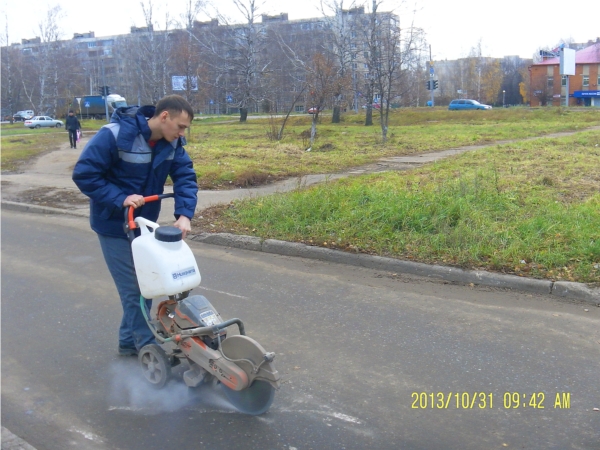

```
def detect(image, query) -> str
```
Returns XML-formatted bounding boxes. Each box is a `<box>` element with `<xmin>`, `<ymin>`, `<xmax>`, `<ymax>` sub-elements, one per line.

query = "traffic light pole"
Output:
<box><xmin>429</xmin><ymin>45</ymin><xmax>435</xmax><ymax>107</ymax></box>
<box><xmin>101</xmin><ymin>59</ymin><xmax>109</xmax><ymax>122</ymax></box>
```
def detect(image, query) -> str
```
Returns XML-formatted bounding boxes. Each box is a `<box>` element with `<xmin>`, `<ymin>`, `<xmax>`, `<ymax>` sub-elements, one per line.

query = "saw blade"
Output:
<box><xmin>220</xmin><ymin>380</ymin><xmax>275</xmax><ymax>415</ymax></box>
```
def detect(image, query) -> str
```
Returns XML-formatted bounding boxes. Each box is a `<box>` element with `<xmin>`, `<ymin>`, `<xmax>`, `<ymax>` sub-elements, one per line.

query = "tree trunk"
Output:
<box><xmin>240</xmin><ymin>107</ymin><xmax>248</xmax><ymax>122</ymax></box>
<box><xmin>332</xmin><ymin>105</ymin><xmax>341</xmax><ymax>123</ymax></box>
<box><xmin>365</xmin><ymin>106</ymin><xmax>373</xmax><ymax>126</ymax></box>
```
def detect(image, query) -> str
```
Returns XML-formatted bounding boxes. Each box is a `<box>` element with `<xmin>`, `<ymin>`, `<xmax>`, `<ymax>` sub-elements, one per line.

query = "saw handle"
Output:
<box><xmin>124</xmin><ymin>193</ymin><xmax>174</xmax><ymax>241</ymax></box>
<box><xmin>179</xmin><ymin>318</ymin><xmax>246</xmax><ymax>337</ymax></box>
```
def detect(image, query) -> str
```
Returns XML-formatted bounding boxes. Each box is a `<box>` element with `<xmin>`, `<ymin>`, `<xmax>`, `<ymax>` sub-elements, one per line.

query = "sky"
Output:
<box><xmin>2</xmin><ymin>0</ymin><xmax>599</xmax><ymax>61</ymax></box>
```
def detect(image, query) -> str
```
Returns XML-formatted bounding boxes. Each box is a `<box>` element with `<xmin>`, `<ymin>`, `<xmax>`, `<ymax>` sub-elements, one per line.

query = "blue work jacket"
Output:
<box><xmin>72</xmin><ymin>106</ymin><xmax>198</xmax><ymax>238</ymax></box>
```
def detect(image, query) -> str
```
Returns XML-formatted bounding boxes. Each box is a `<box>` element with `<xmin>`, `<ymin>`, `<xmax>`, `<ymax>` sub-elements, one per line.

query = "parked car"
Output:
<box><xmin>13</xmin><ymin>110</ymin><xmax>35</xmax><ymax>121</ymax></box>
<box><xmin>361</xmin><ymin>103</ymin><xmax>381</xmax><ymax>110</ymax></box>
<box><xmin>448</xmin><ymin>99</ymin><xmax>492</xmax><ymax>110</ymax></box>
<box><xmin>23</xmin><ymin>116</ymin><xmax>64</xmax><ymax>129</ymax></box>
<box><xmin>307</xmin><ymin>107</ymin><xmax>323</xmax><ymax>114</ymax></box>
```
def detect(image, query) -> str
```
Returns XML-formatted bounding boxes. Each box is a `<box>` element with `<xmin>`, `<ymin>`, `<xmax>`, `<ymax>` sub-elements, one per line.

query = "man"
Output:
<box><xmin>65</xmin><ymin>110</ymin><xmax>81</xmax><ymax>149</ymax></box>
<box><xmin>72</xmin><ymin>95</ymin><xmax>198</xmax><ymax>356</ymax></box>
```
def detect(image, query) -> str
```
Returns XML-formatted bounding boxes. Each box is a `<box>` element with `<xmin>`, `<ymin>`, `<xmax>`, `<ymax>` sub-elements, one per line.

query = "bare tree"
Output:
<box><xmin>320</xmin><ymin>0</ymin><xmax>356</xmax><ymax>122</ymax></box>
<box><xmin>122</xmin><ymin>0</ymin><xmax>174</xmax><ymax>104</ymax></box>
<box><xmin>1</xmin><ymin>15</ymin><xmax>19</xmax><ymax>118</ymax></box>
<box><xmin>171</xmin><ymin>0</ymin><xmax>206</xmax><ymax>111</ymax></box>
<box><xmin>23</xmin><ymin>5</ymin><xmax>66</xmax><ymax>115</ymax></box>
<box><xmin>363</xmin><ymin>1</ymin><xmax>423</xmax><ymax>141</ymax></box>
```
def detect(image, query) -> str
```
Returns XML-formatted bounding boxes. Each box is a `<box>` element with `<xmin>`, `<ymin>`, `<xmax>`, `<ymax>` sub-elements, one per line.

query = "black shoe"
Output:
<box><xmin>118</xmin><ymin>345</ymin><xmax>138</xmax><ymax>356</ymax></box>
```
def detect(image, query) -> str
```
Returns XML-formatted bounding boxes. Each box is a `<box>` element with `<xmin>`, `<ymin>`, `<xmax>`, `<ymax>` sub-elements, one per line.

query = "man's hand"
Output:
<box><xmin>173</xmin><ymin>216</ymin><xmax>192</xmax><ymax>239</ymax></box>
<box><xmin>123</xmin><ymin>194</ymin><xmax>145</xmax><ymax>209</ymax></box>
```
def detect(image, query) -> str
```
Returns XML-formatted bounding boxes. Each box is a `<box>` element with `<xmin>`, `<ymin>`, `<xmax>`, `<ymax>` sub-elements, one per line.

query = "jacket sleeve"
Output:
<box><xmin>72</xmin><ymin>128</ymin><xmax>128</xmax><ymax>209</ymax></box>
<box><xmin>169</xmin><ymin>145</ymin><xmax>198</xmax><ymax>220</ymax></box>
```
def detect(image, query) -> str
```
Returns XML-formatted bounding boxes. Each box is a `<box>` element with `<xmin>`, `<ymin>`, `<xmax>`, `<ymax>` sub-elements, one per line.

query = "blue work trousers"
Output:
<box><xmin>97</xmin><ymin>233</ymin><xmax>155</xmax><ymax>351</ymax></box>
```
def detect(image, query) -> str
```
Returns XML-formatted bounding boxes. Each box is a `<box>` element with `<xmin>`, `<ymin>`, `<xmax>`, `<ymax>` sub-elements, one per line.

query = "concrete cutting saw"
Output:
<box><xmin>125</xmin><ymin>193</ymin><xmax>280</xmax><ymax>415</ymax></box>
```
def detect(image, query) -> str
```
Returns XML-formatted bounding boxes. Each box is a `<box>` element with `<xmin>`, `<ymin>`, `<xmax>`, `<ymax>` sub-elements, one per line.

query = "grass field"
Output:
<box><xmin>2</xmin><ymin>107</ymin><xmax>600</xmax><ymax>283</ymax></box>
<box><xmin>193</xmin><ymin>127</ymin><xmax>600</xmax><ymax>283</ymax></box>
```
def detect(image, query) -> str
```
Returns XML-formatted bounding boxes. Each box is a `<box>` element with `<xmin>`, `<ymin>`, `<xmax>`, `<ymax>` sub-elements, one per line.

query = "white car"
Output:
<box><xmin>24</xmin><ymin>116</ymin><xmax>64</xmax><ymax>129</ymax></box>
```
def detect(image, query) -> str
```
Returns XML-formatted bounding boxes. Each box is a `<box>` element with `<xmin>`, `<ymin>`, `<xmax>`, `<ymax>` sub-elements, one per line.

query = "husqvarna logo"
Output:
<box><xmin>172</xmin><ymin>267</ymin><xmax>196</xmax><ymax>280</ymax></box>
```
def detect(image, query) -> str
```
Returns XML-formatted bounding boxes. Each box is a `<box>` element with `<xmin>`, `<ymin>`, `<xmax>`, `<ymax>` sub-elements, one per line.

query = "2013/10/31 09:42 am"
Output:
<box><xmin>410</xmin><ymin>392</ymin><xmax>571</xmax><ymax>409</ymax></box>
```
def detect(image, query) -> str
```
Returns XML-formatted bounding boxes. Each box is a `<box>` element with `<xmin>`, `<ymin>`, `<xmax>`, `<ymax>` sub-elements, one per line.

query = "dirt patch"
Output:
<box><xmin>12</xmin><ymin>187</ymin><xmax>89</xmax><ymax>209</ymax></box>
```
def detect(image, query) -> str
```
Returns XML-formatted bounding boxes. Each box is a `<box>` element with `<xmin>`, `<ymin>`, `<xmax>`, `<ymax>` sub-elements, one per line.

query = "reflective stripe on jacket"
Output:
<box><xmin>72</xmin><ymin>106</ymin><xmax>198</xmax><ymax>238</ymax></box>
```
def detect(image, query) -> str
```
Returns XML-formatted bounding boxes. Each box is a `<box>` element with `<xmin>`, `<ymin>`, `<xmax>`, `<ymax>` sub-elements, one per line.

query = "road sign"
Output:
<box><xmin>84</xmin><ymin>102</ymin><xmax>90</xmax><ymax>108</ymax></box>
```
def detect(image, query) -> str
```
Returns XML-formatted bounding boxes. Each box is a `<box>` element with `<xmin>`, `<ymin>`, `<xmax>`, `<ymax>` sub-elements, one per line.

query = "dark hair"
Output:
<box><xmin>154</xmin><ymin>95</ymin><xmax>194</xmax><ymax>120</ymax></box>
<box><xmin>69</xmin><ymin>110</ymin><xmax>74</xmax><ymax>113</ymax></box>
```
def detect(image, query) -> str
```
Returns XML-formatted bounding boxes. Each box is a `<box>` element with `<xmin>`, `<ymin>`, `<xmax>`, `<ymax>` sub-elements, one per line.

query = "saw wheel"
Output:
<box><xmin>138</xmin><ymin>344</ymin><xmax>171</xmax><ymax>388</ymax></box>
<box><xmin>220</xmin><ymin>380</ymin><xmax>276</xmax><ymax>415</ymax></box>
<box><xmin>219</xmin><ymin>335</ymin><xmax>276</xmax><ymax>415</ymax></box>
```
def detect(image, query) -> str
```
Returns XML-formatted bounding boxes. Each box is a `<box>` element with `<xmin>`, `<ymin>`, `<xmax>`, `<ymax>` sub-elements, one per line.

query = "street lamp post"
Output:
<box><xmin>503</xmin><ymin>90</ymin><xmax>506</xmax><ymax>108</ymax></box>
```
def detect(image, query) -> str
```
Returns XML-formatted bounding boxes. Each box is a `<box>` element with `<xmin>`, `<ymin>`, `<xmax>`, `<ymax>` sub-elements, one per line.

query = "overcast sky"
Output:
<box><xmin>2</xmin><ymin>0</ymin><xmax>599</xmax><ymax>60</ymax></box>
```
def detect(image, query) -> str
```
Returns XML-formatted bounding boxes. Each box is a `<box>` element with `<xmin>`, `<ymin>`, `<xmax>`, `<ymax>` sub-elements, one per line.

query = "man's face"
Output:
<box><xmin>159</xmin><ymin>110</ymin><xmax>191</xmax><ymax>141</ymax></box>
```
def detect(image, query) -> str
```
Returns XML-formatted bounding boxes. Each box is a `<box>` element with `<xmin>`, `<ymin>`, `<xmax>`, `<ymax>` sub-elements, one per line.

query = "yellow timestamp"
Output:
<box><xmin>411</xmin><ymin>392</ymin><xmax>571</xmax><ymax>409</ymax></box>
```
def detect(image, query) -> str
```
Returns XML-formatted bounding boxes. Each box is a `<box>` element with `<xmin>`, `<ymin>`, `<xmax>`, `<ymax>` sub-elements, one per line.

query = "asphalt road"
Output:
<box><xmin>1</xmin><ymin>210</ymin><xmax>599</xmax><ymax>450</ymax></box>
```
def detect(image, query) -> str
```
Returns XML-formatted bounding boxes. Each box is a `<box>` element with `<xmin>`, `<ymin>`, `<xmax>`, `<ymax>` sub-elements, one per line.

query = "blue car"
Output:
<box><xmin>448</xmin><ymin>99</ymin><xmax>492</xmax><ymax>110</ymax></box>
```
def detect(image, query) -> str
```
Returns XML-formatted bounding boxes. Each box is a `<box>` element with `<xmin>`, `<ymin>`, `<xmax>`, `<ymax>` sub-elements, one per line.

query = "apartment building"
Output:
<box><xmin>3</xmin><ymin>7</ymin><xmax>397</xmax><ymax>116</ymax></box>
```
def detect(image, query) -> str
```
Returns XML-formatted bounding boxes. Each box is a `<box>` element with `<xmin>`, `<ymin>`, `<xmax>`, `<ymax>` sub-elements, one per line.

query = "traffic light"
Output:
<box><xmin>105</xmin><ymin>86</ymin><xmax>110</xmax><ymax>96</ymax></box>
<box><xmin>433</xmin><ymin>80</ymin><xmax>439</xmax><ymax>90</ymax></box>
<box><xmin>425</xmin><ymin>80</ymin><xmax>431</xmax><ymax>90</ymax></box>
<box><xmin>98</xmin><ymin>86</ymin><xmax>105</xmax><ymax>96</ymax></box>
<box><xmin>98</xmin><ymin>86</ymin><xmax>110</xmax><ymax>96</ymax></box>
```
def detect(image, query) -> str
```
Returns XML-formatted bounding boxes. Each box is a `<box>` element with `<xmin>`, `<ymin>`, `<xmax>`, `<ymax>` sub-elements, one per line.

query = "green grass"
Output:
<box><xmin>186</xmin><ymin>107</ymin><xmax>600</xmax><ymax>188</ymax></box>
<box><xmin>199</xmin><ymin>129</ymin><xmax>600</xmax><ymax>283</ymax></box>
<box><xmin>0</xmin><ymin>119</ymin><xmax>105</xmax><ymax>171</ymax></box>
<box><xmin>3</xmin><ymin>107</ymin><xmax>600</xmax><ymax>283</ymax></box>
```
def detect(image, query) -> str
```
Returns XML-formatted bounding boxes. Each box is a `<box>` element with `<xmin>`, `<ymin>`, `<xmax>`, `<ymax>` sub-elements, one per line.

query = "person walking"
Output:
<box><xmin>65</xmin><ymin>110</ymin><xmax>81</xmax><ymax>149</ymax></box>
<box><xmin>72</xmin><ymin>95</ymin><xmax>198</xmax><ymax>356</ymax></box>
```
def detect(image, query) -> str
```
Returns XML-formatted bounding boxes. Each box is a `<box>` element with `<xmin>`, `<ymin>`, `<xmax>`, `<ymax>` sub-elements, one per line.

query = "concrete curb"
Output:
<box><xmin>3</xmin><ymin>201</ymin><xmax>599</xmax><ymax>305</ymax></box>
<box><xmin>191</xmin><ymin>232</ymin><xmax>600</xmax><ymax>305</ymax></box>
<box><xmin>1</xmin><ymin>200</ymin><xmax>88</xmax><ymax>217</ymax></box>
<box><xmin>1</xmin><ymin>427</ymin><xmax>37</xmax><ymax>450</ymax></box>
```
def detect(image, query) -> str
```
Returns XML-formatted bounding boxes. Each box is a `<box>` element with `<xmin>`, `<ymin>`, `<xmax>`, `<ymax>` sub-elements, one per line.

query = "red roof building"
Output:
<box><xmin>530</xmin><ymin>42</ymin><xmax>600</xmax><ymax>107</ymax></box>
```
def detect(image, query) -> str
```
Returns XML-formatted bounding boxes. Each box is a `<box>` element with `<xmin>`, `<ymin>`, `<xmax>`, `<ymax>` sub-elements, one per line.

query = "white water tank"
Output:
<box><xmin>131</xmin><ymin>218</ymin><xmax>201</xmax><ymax>298</ymax></box>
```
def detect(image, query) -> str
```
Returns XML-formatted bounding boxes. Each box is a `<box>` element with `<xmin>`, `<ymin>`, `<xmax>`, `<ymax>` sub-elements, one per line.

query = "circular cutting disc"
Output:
<box><xmin>220</xmin><ymin>380</ymin><xmax>276</xmax><ymax>415</ymax></box>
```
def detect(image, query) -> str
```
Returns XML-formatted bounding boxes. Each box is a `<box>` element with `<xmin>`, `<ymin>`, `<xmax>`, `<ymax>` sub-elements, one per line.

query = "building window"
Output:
<box><xmin>547</xmin><ymin>77</ymin><xmax>553</xmax><ymax>88</ymax></box>
<box><xmin>597</xmin><ymin>75</ymin><xmax>600</xmax><ymax>86</ymax></box>
<box><xmin>295</xmin><ymin>105</ymin><xmax>304</xmax><ymax>112</ymax></box>
<box><xmin>88</xmin><ymin>42</ymin><xmax>96</xmax><ymax>48</ymax></box>
<box><xmin>582</xmin><ymin>75</ymin><xmax>589</xmax><ymax>87</ymax></box>
<box><xmin>22</xmin><ymin>48</ymin><xmax>32</xmax><ymax>54</ymax></box>
<box><xmin>561</xmin><ymin>76</ymin><xmax>567</xmax><ymax>86</ymax></box>
<box><xmin>104</xmin><ymin>48</ymin><xmax>112</xmax><ymax>56</ymax></box>
<box><xmin>364</xmin><ymin>73</ymin><xmax>370</xmax><ymax>79</ymax></box>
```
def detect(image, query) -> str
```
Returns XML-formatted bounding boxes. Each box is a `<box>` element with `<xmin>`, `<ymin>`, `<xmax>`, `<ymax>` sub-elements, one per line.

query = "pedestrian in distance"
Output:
<box><xmin>72</xmin><ymin>95</ymin><xmax>198</xmax><ymax>356</ymax></box>
<box><xmin>65</xmin><ymin>110</ymin><xmax>81</xmax><ymax>149</ymax></box>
